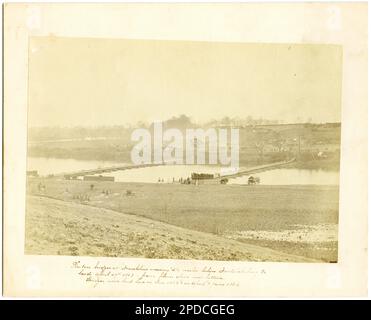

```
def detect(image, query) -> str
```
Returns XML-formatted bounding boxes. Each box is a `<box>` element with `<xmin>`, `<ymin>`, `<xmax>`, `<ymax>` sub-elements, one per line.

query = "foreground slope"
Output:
<box><xmin>25</xmin><ymin>196</ymin><xmax>318</xmax><ymax>262</ymax></box>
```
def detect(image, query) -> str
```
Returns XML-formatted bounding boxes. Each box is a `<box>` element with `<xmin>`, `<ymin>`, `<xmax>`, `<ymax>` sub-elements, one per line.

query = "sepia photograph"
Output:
<box><xmin>25</xmin><ymin>37</ymin><xmax>342</xmax><ymax>263</ymax></box>
<box><xmin>3</xmin><ymin>2</ymin><xmax>367</xmax><ymax>298</ymax></box>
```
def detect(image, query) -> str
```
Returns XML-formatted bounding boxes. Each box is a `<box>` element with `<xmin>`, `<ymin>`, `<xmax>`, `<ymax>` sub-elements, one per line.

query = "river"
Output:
<box><xmin>27</xmin><ymin>157</ymin><xmax>339</xmax><ymax>185</ymax></box>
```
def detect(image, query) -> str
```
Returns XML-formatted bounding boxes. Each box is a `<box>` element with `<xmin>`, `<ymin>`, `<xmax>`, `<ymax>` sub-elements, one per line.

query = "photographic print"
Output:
<box><xmin>25</xmin><ymin>37</ymin><xmax>342</xmax><ymax>263</ymax></box>
<box><xmin>3</xmin><ymin>3</ymin><xmax>367</xmax><ymax>297</ymax></box>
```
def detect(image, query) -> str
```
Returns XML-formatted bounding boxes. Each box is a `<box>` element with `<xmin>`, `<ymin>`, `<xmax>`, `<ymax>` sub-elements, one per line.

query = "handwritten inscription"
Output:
<box><xmin>71</xmin><ymin>260</ymin><xmax>267</xmax><ymax>288</ymax></box>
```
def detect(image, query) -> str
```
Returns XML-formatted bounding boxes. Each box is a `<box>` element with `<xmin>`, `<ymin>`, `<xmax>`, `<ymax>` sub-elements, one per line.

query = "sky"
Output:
<box><xmin>28</xmin><ymin>37</ymin><xmax>342</xmax><ymax>127</ymax></box>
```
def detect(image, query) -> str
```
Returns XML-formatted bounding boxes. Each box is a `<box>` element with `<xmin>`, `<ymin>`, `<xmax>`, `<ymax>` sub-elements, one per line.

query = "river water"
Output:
<box><xmin>27</xmin><ymin>157</ymin><xmax>339</xmax><ymax>185</ymax></box>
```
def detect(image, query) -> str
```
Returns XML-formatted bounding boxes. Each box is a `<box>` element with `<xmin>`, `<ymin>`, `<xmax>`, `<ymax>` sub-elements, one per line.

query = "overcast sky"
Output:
<box><xmin>28</xmin><ymin>37</ymin><xmax>342</xmax><ymax>127</ymax></box>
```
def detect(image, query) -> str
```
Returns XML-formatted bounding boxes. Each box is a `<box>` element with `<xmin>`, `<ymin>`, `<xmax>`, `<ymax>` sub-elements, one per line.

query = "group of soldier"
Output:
<box><xmin>157</xmin><ymin>177</ymin><xmax>192</xmax><ymax>184</ymax></box>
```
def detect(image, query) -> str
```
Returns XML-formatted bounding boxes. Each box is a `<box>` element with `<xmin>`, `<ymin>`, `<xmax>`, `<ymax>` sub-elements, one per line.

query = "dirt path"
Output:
<box><xmin>25</xmin><ymin>195</ymin><xmax>319</xmax><ymax>262</ymax></box>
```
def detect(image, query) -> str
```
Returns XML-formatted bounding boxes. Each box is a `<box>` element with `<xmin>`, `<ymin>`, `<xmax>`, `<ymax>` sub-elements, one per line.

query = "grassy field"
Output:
<box><xmin>26</xmin><ymin>178</ymin><xmax>339</xmax><ymax>262</ymax></box>
<box><xmin>25</xmin><ymin>195</ymin><xmax>317</xmax><ymax>262</ymax></box>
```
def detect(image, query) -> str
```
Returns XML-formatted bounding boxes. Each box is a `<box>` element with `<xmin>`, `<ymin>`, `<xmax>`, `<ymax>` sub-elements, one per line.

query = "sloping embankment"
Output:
<box><xmin>25</xmin><ymin>195</ymin><xmax>318</xmax><ymax>262</ymax></box>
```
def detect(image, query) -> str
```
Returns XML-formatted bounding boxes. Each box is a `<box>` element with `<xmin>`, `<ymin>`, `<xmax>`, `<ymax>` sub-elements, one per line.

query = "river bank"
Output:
<box><xmin>26</xmin><ymin>178</ymin><xmax>339</xmax><ymax>262</ymax></box>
